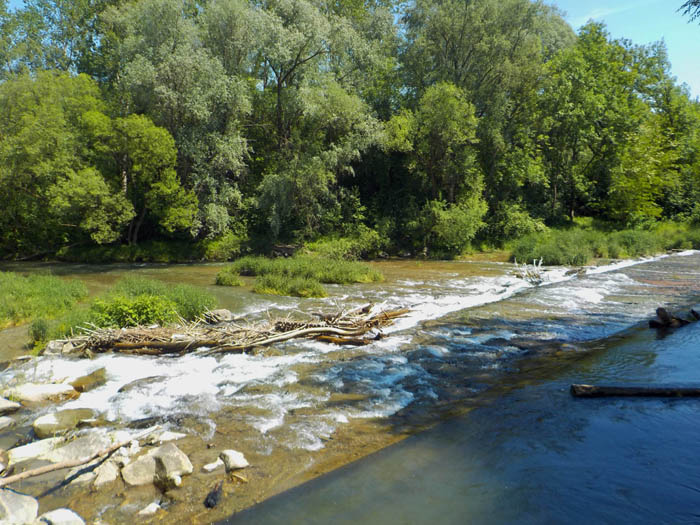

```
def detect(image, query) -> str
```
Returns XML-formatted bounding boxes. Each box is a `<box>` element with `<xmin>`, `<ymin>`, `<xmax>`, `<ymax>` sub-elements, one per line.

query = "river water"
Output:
<box><xmin>1</xmin><ymin>252</ymin><xmax>699</xmax><ymax>523</ymax></box>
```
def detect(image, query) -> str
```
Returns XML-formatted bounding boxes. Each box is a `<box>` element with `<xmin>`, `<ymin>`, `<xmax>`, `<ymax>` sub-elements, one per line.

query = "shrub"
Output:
<box><xmin>215</xmin><ymin>267</ymin><xmax>243</xmax><ymax>287</ymax></box>
<box><xmin>90</xmin><ymin>294</ymin><xmax>179</xmax><ymax>327</ymax></box>
<box><xmin>200</xmin><ymin>232</ymin><xmax>245</xmax><ymax>261</ymax></box>
<box><xmin>305</xmin><ymin>226</ymin><xmax>388</xmax><ymax>260</ymax></box>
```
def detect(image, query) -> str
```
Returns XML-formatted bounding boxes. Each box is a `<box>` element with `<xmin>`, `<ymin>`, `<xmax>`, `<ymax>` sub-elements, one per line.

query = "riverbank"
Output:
<box><xmin>1</xmin><ymin>252</ymin><xmax>699</xmax><ymax>523</ymax></box>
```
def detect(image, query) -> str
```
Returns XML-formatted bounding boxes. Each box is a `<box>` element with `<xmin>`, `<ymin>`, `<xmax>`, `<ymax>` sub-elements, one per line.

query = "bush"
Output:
<box><xmin>91</xmin><ymin>294</ymin><xmax>179</xmax><ymax>327</ymax></box>
<box><xmin>305</xmin><ymin>226</ymin><xmax>388</xmax><ymax>260</ymax></box>
<box><xmin>215</xmin><ymin>267</ymin><xmax>243</xmax><ymax>287</ymax></box>
<box><xmin>200</xmin><ymin>232</ymin><xmax>245</xmax><ymax>261</ymax></box>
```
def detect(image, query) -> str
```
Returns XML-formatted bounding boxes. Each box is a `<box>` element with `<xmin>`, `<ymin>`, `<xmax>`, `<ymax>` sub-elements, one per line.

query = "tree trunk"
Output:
<box><xmin>571</xmin><ymin>384</ymin><xmax>700</xmax><ymax>398</ymax></box>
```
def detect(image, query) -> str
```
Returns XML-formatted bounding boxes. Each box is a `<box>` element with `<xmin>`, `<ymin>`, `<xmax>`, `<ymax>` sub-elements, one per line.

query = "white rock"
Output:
<box><xmin>136</xmin><ymin>502</ymin><xmax>161</xmax><ymax>517</ymax></box>
<box><xmin>202</xmin><ymin>457</ymin><xmax>224</xmax><ymax>473</ymax></box>
<box><xmin>8</xmin><ymin>437</ymin><xmax>64</xmax><ymax>465</ymax></box>
<box><xmin>39</xmin><ymin>508</ymin><xmax>85</xmax><ymax>525</ymax></box>
<box><xmin>33</xmin><ymin>408</ymin><xmax>95</xmax><ymax>439</ymax></box>
<box><xmin>93</xmin><ymin>460</ymin><xmax>120</xmax><ymax>488</ymax></box>
<box><xmin>3</xmin><ymin>383</ymin><xmax>78</xmax><ymax>405</ymax></box>
<box><xmin>0</xmin><ymin>397</ymin><xmax>21</xmax><ymax>416</ymax></box>
<box><xmin>121</xmin><ymin>442</ymin><xmax>193</xmax><ymax>487</ymax></box>
<box><xmin>0</xmin><ymin>488</ymin><xmax>39</xmax><ymax>524</ymax></box>
<box><xmin>148</xmin><ymin>430</ymin><xmax>186</xmax><ymax>444</ymax></box>
<box><xmin>219</xmin><ymin>449</ymin><xmax>249</xmax><ymax>471</ymax></box>
<box><xmin>0</xmin><ymin>416</ymin><xmax>14</xmax><ymax>431</ymax></box>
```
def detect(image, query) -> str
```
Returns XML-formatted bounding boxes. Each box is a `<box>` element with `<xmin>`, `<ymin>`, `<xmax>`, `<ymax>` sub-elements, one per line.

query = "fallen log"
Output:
<box><xmin>571</xmin><ymin>384</ymin><xmax>700</xmax><ymax>398</ymax></box>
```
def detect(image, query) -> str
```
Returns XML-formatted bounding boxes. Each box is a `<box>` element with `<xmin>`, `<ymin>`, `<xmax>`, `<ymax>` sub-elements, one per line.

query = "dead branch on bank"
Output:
<box><xmin>45</xmin><ymin>305</ymin><xmax>409</xmax><ymax>358</ymax></box>
<box><xmin>0</xmin><ymin>427</ymin><xmax>157</xmax><ymax>488</ymax></box>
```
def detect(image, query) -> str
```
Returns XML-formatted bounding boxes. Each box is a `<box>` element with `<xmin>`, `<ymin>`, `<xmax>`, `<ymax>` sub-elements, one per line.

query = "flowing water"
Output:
<box><xmin>1</xmin><ymin>252</ymin><xmax>699</xmax><ymax>523</ymax></box>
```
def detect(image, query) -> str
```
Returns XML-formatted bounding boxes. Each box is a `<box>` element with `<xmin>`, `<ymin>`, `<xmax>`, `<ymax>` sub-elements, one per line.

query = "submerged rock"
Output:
<box><xmin>38</xmin><ymin>507</ymin><xmax>85</xmax><ymax>525</ymax></box>
<box><xmin>3</xmin><ymin>383</ymin><xmax>79</xmax><ymax>405</ymax></box>
<box><xmin>202</xmin><ymin>457</ymin><xmax>224</xmax><ymax>473</ymax></box>
<box><xmin>33</xmin><ymin>408</ymin><xmax>96</xmax><ymax>439</ymax></box>
<box><xmin>219</xmin><ymin>449</ymin><xmax>249</xmax><ymax>472</ymax></box>
<box><xmin>0</xmin><ymin>488</ymin><xmax>39</xmax><ymax>523</ymax></box>
<box><xmin>137</xmin><ymin>502</ymin><xmax>161</xmax><ymax>517</ymax></box>
<box><xmin>0</xmin><ymin>416</ymin><xmax>15</xmax><ymax>431</ymax></box>
<box><xmin>117</xmin><ymin>376</ymin><xmax>165</xmax><ymax>394</ymax></box>
<box><xmin>204</xmin><ymin>481</ymin><xmax>224</xmax><ymax>508</ymax></box>
<box><xmin>0</xmin><ymin>397</ymin><xmax>21</xmax><ymax>415</ymax></box>
<box><xmin>70</xmin><ymin>368</ymin><xmax>107</xmax><ymax>393</ymax></box>
<box><xmin>121</xmin><ymin>442</ymin><xmax>193</xmax><ymax>487</ymax></box>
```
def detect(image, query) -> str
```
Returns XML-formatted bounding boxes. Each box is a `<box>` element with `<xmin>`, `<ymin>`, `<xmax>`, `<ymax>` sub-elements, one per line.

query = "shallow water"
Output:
<box><xmin>1</xmin><ymin>253</ymin><xmax>699</xmax><ymax>522</ymax></box>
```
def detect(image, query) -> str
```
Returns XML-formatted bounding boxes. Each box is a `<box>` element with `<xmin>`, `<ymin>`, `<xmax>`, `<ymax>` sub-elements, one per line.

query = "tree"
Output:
<box><xmin>681</xmin><ymin>0</ymin><xmax>700</xmax><ymax>21</ymax></box>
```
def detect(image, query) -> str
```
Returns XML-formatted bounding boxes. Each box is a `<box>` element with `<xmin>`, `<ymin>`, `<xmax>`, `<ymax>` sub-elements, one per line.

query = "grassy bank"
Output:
<box><xmin>216</xmin><ymin>255</ymin><xmax>383</xmax><ymax>297</ymax></box>
<box><xmin>510</xmin><ymin>222</ymin><xmax>700</xmax><ymax>266</ymax></box>
<box><xmin>29</xmin><ymin>277</ymin><xmax>217</xmax><ymax>348</ymax></box>
<box><xmin>0</xmin><ymin>271</ymin><xmax>89</xmax><ymax>328</ymax></box>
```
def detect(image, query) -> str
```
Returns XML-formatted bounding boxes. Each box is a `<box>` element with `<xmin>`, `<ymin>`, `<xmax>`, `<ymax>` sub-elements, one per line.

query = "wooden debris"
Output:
<box><xmin>43</xmin><ymin>305</ymin><xmax>409</xmax><ymax>358</ymax></box>
<box><xmin>571</xmin><ymin>384</ymin><xmax>700</xmax><ymax>398</ymax></box>
<box><xmin>513</xmin><ymin>258</ymin><xmax>544</xmax><ymax>285</ymax></box>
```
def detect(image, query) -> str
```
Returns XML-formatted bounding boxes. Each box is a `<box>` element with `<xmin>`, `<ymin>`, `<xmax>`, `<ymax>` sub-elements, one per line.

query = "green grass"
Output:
<box><xmin>510</xmin><ymin>222</ymin><xmax>699</xmax><ymax>266</ymax></box>
<box><xmin>30</xmin><ymin>276</ymin><xmax>217</xmax><ymax>346</ymax></box>
<box><xmin>215</xmin><ymin>255</ymin><xmax>383</xmax><ymax>297</ymax></box>
<box><xmin>0</xmin><ymin>271</ymin><xmax>88</xmax><ymax>328</ymax></box>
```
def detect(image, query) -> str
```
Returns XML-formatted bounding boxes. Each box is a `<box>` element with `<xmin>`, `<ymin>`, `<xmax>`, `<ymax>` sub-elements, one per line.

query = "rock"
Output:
<box><xmin>0</xmin><ymin>488</ymin><xmax>39</xmax><ymax>524</ymax></box>
<box><xmin>33</xmin><ymin>408</ymin><xmax>96</xmax><ymax>439</ymax></box>
<box><xmin>154</xmin><ymin>455</ymin><xmax>182</xmax><ymax>491</ymax></box>
<box><xmin>8</xmin><ymin>437</ymin><xmax>64</xmax><ymax>465</ymax></box>
<box><xmin>0</xmin><ymin>416</ymin><xmax>15</xmax><ymax>431</ymax></box>
<box><xmin>219</xmin><ymin>449</ymin><xmax>249</xmax><ymax>472</ymax></box>
<box><xmin>43</xmin><ymin>432</ymin><xmax>113</xmax><ymax>464</ymax></box>
<box><xmin>70</xmin><ymin>368</ymin><xmax>107</xmax><ymax>393</ymax></box>
<box><xmin>137</xmin><ymin>502</ymin><xmax>161</xmax><ymax>517</ymax></box>
<box><xmin>202</xmin><ymin>457</ymin><xmax>224</xmax><ymax>473</ymax></box>
<box><xmin>117</xmin><ymin>376</ymin><xmax>165</xmax><ymax>394</ymax></box>
<box><xmin>121</xmin><ymin>443</ymin><xmax>193</xmax><ymax>487</ymax></box>
<box><xmin>3</xmin><ymin>383</ymin><xmax>79</xmax><ymax>405</ymax></box>
<box><xmin>93</xmin><ymin>459</ymin><xmax>120</xmax><ymax>488</ymax></box>
<box><xmin>0</xmin><ymin>397</ymin><xmax>21</xmax><ymax>416</ymax></box>
<box><xmin>148</xmin><ymin>430</ymin><xmax>186</xmax><ymax>445</ymax></box>
<box><xmin>43</xmin><ymin>341</ymin><xmax>64</xmax><ymax>355</ymax></box>
<box><xmin>38</xmin><ymin>508</ymin><xmax>85</xmax><ymax>525</ymax></box>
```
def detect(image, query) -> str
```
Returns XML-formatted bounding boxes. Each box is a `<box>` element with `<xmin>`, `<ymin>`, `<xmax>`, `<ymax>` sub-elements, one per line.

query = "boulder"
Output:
<box><xmin>44</xmin><ymin>432</ymin><xmax>113</xmax><ymax>464</ymax></box>
<box><xmin>121</xmin><ymin>443</ymin><xmax>193</xmax><ymax>487</ymax></box>
<box><xmin>93</xmin><ymin>459</ymin><xmax>120</xmax><ymax>488</ymax></box>
<box><xmin>219</xmin><ymin>449</ymin><xmax>249</xmax><ymax>472</ymax></box>
<box><xmin>0</xmin><ymin>488</ymin><xmax>39</xmax><ymax>524</ymax></box>
<box><xmin>70</xmin><ymin>368</ymin><xmax>107</xmax><ymax>393</ymax></box>
<box><xmin>137</xmin><ymin>502</ymin><xmax>161</xmax><ymax>517</ymax></box>
<box><xmin>205</xmin><ymin>309</ymin><xmax>236</xmax><ymax>323</ymax></box>
<box><xmin>33</xmin><ymin>408</ymin><xmax>96</xmax><ymax>439</ymax></box>
<box><xmin>8</xmin><ymin>437</ymin><xmax>64</xmax><ymax>465</ymax></box>
<box><xmin>117</xmin><ymin>376</ymin><xmax>165</xmax><ymax>394</ymax></box>
<box><xmin>0</xmin><ymin>416</ymin><xmax>14</xmax><ymax>431</ymax></box>
<box><xmin>38</xmin><ymin>508</ymin><xmax>85</xmax><ymax>525</ymax></box>
<box><xmin>0</xmin><ymin>397</ymin><xmax>21</xmax><ymax>416</ymax></box>
<box><xmin>154</xmin><ymin>455</ymin><xmax>182</xmax><ymax>491</ymax></box>
<box><xmin>3</xmin><ymin>383</ymin><xmax>79</xmax><ymax>405</ymax></box>
<box><xmin>202</xmin><ymin>457</ymin><xmax>224</xmax><ymax>473</ymax></box>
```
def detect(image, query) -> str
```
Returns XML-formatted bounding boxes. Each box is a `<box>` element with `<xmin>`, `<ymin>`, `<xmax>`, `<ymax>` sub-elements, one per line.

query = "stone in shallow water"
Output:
<box><xmin>219</xmin><ymin>449</ymin><xmax>249</xmax><ymax>471</ymax></box>
<box><xmin>0</xmin><ymin>488</ymin><xmax>39</xmax><ymax>524</ymax></box>
<box><xmin>70</xmin><ymin>368</ymin><xmax>107</xmax><ymax>393</ymax></box>
<box><xmin>202</xmin><ymin>457</ymin><xmax>224</xmax><ymax>473</ymax></box>
<box><xmin>0</xmin><ymin>397</ymin><xmax>21</xmax><ymax>416</ymax></box>
<box><xmin>121</xmin><ymin>442</ymin><xmax>193</xmax><ymax>487</ymax></box>
<box><xmin>93</xmin><ymin>459</ymin><xmax>120</xmax><ymax>487</ymax></box>
<box><xmin>137</xmin><ymin>501</ymin><xmax>161</xmax><ymax>517</ymax></box>
<box><xmin>0</xmin><ymin>416</ymin><xmax>14</xmax><ymax>431</ymax></box>
<box><xmin>38</xmin><ymin>507</ymin><xmax>85</xmax><ymax>525</ymax></box>
<box><xmin>33</xmin><ymin>408</ymin><xmax>96</xmax><ymax>439</ymax></box>
<box><xmin>3</xmin><ymin>383</ymin><xmax>79</xmax><ymax>405</ymax></box>
<box><xmin>8</xmin><ymin>437</ymin><xmax>64</xmax><ymax>465</ymax></box>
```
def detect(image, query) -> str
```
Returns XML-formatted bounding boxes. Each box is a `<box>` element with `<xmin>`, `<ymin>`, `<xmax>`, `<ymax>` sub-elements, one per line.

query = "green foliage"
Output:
<box><xmin>253</xmin><ymin>274</ymin><xmax>327</xmax><ymax>298</ymax></box>
<box><xmin>0</xmin><ymin>271</ymin><xmax>88</xmax><ymax>327</ymax></box>
<box><xmin>90</xmin><ymin>294</ymin><xmax>178</xmax><ymax>327</ymax></box>
<box><xmin>215</xmin><ymin>267</ymin><xmax>243</xmax><ymax>287</ymax></box>
<box><xmin>305</xmin><ymin>226</ymin><xmax>387</xmax><ymax>260</ymax></box>
<box><xmin>200</xmin><ymin>232</ymin><xmax>245</xmax><ymax>261</ymax></box>
<box><xmin>218</xmin><ymin>255</ymin><xmax>382</xmax><ymax>295</ymax></box>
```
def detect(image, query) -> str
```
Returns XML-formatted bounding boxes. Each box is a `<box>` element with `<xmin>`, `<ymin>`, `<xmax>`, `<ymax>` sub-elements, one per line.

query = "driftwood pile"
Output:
<box><xmin>46</xmin><ymin>304</ymin><xmax>409</xmax><ymax>358</ymax></box>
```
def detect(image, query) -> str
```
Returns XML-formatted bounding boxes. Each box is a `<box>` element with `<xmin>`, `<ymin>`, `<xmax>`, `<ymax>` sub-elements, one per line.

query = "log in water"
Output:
<box><xmin>571</xmin><ymin>384</ymin><xmax>700</xmax><ymax>398</ymax></box>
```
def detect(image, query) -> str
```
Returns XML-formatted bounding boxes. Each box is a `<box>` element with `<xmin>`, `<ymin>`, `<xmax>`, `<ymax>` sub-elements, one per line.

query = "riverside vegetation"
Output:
<box><xmin>1</xmin><ymin>1</ymin><xmax>700</xmax><ymax>263</ymax></box>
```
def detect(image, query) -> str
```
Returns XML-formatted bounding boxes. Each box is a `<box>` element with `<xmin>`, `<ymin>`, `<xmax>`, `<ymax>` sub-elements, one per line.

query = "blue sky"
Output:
<box><xmin>6</xmin><ymin>0</ymin><xmax>700</xmax><ymax>97</ymax></box>
<box><xmin>550</xmin><ymin>0</ymin><xmax>700</xmax><ymax>98</ymax></box>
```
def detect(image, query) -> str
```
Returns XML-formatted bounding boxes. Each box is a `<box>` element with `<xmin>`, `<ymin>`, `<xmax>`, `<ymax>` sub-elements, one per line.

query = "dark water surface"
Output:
<box><xmin>225</xmin><ymin>255</ymin><xmax>700</xmax><ymax>525</ymax></box>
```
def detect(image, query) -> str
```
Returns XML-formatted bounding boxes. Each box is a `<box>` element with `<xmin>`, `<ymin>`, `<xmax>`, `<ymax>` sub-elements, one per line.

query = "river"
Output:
<box><xmin>1</xmin><ymin>252</ymin><xmax>699</xmax><ymax>523</ymax></box>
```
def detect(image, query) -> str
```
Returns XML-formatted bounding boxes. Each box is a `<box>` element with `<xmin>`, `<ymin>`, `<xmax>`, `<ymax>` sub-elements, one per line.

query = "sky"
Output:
<box><xmin>5</xmin><ymin>0</ymin><xmax>700</xmax><ymax>98</ymax></box>
<box><xmin>550</xmin><ymin>0</ymin><xmax>700</xmax><ymax>98</ymax></box>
